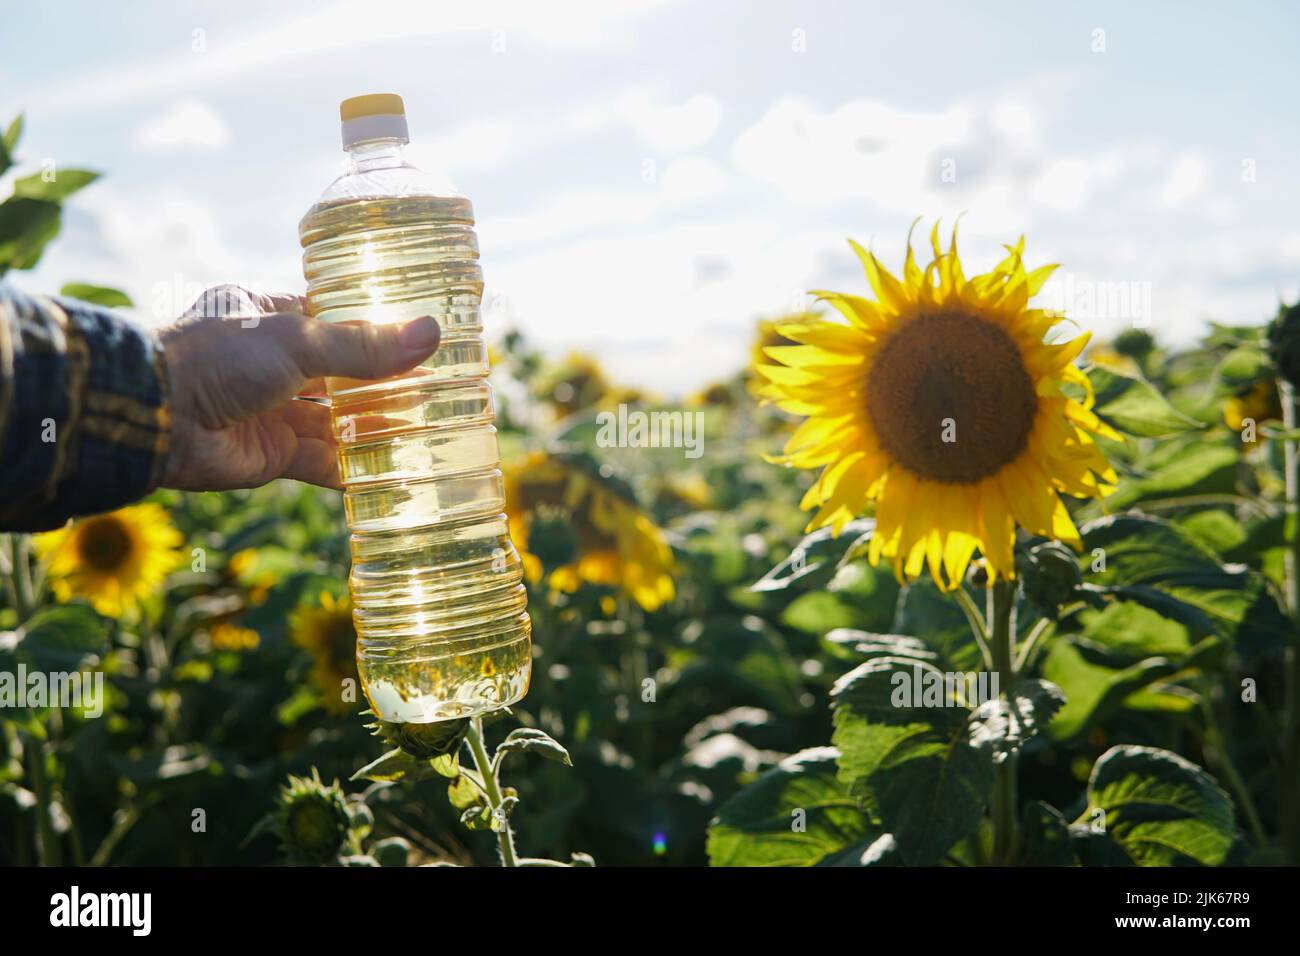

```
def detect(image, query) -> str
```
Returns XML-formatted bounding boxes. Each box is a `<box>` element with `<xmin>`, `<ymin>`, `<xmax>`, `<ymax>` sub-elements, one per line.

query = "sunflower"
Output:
<box><xmin>535</xmin><ymin>353</ymin><xmax>612</xmax><ymax>416</ymax></box>
<box><xmin>504</xmin><ymin>450</ymin><xmax>675</xmax><ymax>610</ymax></box>
<box><xmin>1084</xmin><ymin>345</ymin><xmax>1138</xmax><ymax>376</ymax></box>
<box><xmin>756</xmin><ymin>223</ymin><xmax>1119</xmax><ymax>588</ymax></box>
<box><xmin>1224</xmin><ymin>377</ymin><xmax>1282</xmax><ymax>431</ymax></box>
<box><xmin>209</xmin><ymin>621</ymin><xmax>261</xmax><ymax>652</ymax></box>
<box><xmin>747</xmin><ymin>316</ymin><xmax>813</xmax><ymax>398</ymax></box>
<box><xmin>290</xmin><ymin>591</ymin><xmax>359</xmax><ymax>714</ymax></box>
<box><xmin>34</xmin><ymin>503</ymin><xmax>183</xmax><ymax>616</ymax></box>
<box><xmin>227</xmin><ymin>547</ymin><xmax>275</xmax><ymax>605</ymax></box>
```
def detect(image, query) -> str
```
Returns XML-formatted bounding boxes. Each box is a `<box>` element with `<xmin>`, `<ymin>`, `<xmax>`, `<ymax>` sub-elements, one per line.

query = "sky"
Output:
<box><xmin>2</xmin><ymin>0</ymin><xmax>1299</xmax><ymax>394</ymax></box>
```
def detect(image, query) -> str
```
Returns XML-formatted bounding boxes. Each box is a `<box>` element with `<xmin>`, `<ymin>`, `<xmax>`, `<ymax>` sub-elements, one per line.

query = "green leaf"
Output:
<box><xmin>1021</xmin><ymin>801</ymin><xmax>1077</xmax><ymax>866</ymax></box>
<box><xmin>14</xmin><ymin>604</ymin><xmax>109</xmax><ymax>672</ymax></box>
<box><xmin>1088</xmin><ymin>366</ymin><xmax>1203</xmax><ymax>437</ymax></box>
<box><xmin>13</xmin><ymin>168</ymin><xmax>100</xmax><ymax>203</ymax></box>
<box><xmin>2</xmin><ymin>114</ymin><xmax>21</xmax><ymax>150</ymax></box>
<box><xmin>1085</xmin><ymin>745</ymin><xmax>1234</xmax><ymax>866</ymax></box>
<box><xmin>1081</xmin><ymin>513</ymin><xmax>1294</xmax><ymax>656</ymax></box>
<box><xmin>968</xmin><ymin>679</ymin><xmax>1066</xmax><ymax>760</ymax></box>
<box><xmin>446</xmin><ymin>774</ymin><xmax>482</xmax><ymax>810</ymax></box>
<box><xmin>349</xmin><ymin>747</ymin><xmax>434</xmax><ymax>783</ymax></box>
<box><xmin>1042</xmin><ymin>640</ymin><xmax>1178</xmax><ymax>741</ymax></box>
<box><xmin>1107</xmin><ymin>443</ymin><xmax>1238</xmax><ymax>509</ymax></box>
<box><xmin>780</xmin><ymin>591</ymin><xmax>864</xmax><ymax>633</ymax></box>
<box><xmin>1076</xmin><ymin>601</ymin><xmax>1192</xmax><ymax>660</ymax></box>
<box><xmin>822</xmin><ymin>629</ymin><xmax>936</xmax><ymax>662</ymax></box>
<box><xmin>0</xmin><ymin>197</ymin><xmax>61</xmax><ymax>272</ymax></box>
<box><xmin>460</xmin><ymin>804</ymin><xmax>493</xmax><ymax>831</ymax></box>
<box><xmin>674</xmin><ymin>615</ymin><xmax>806</xmax><ymax>715</ymax></box>
<box><xmin>59</xmin><ymin>283</ymin><xmax>133</xmax><ymax>308</ymax></box>
<box><xmin>430</xmin><ymin>752</ymin><xmax>461</xmax><ymax>778</ymax></box>
<box><xmin>1175</xmin><ymin>509</ymin><xmax>1247</xmax><ymax>556</ymax></box>
<box><xmin>495</xmin><ymin>727</ymin><xmax>572</xmax><ymax>766</ymax></box>
<box><xmin>1213</xmin><ymin>345</ymin><xmax>1271</xmax><ymax>391</ymax></box>
<box><xmin>752</xmin><ymin>519</ymin><xmax>874</xmax><ymax>592</ymax></box>
<box><xmin>706</xmin><ymin>747</ymin><xmax>880</xmax><ymax>866</ymax></box>
<box><xmin>108</xmin><ymin>744</ymin><xmax>214</xmax><ymax>783</ymax></box>
<box><xmin>0</xmin><ymin>114</ymin><xmax>21</xmax><ymax>176</ymax></box>
<box><xmin>831</xmin><ymin>658</ymin><xmax>994</xmax><ymax>865</ymax></box>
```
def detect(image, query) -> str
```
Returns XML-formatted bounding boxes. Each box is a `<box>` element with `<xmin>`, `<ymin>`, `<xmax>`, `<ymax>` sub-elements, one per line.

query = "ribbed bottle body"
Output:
<box><xmin>300</xmin><ymin>194</ymin><xmax>531</xmax><ymax>723</ymax></box>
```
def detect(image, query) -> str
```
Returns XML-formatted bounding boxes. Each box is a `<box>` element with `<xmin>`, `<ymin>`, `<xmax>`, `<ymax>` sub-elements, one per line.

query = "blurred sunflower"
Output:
<box><xmin>34</xmin><ymin>502</ymin><xmax>183</xmax><ymax>616</ymax></box>
<box><xmin>1085</xmin><ymin>345</ymin><xmax>1139</xmax><ymax>375</ymax></box>
<box><xmin>504</xmin><ymin>450</ymin><xmax>675</xmax><ymax>610</ymax></box>
<box><xmin>535</xmin><ymin>353</ymin><xmax>611</xmax><ymax>416</ymax></box>
<box><xmin>687</xmin><ymin>381</ymin><xmax>738</xmax><ymax>408</ymax></box>
<box><xmin>1224</xmin><ymin>377</ymin><xmax>1282</xmax><ymax>431</ymax></box>
<box><xmin>209</xmin><ymin>621</ymin><xmax>261</xmax><ymax>652</ymax></box>
<box><xmin>757</xmin><ymin>223</ymin><xmax>1118</xmax><ymax>588</ymax></box>
<box><xmin>227</xmin><ymin>548</ymin><xmax>275</xmax><ymax>605</ymax></box>
<box><xmin>290</xmin><ymin>591</ymin><xmax>359</xmax><ymax>714</ymax></box>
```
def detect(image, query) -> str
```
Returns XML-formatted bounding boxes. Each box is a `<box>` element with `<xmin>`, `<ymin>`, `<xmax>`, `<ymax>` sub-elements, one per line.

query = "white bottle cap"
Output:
<box><xmin>339</xmin><ymin>93</ymin><xmax>409</xmax><ymax>149</ymax></box>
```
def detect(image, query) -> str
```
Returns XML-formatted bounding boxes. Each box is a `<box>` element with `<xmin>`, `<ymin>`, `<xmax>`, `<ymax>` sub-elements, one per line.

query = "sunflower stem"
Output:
<box><xmin>953</xmin><ymin>586</ymin><xmax>994</xmax><ymax>671</ymax></box>
<box><xmin>1278</xmin><ymin>379</ymin><xmax>1300</xmax><ymax>863</ymax></box>
<box><xmin>1198</xmin><ymin>693</ymin><xmax>1267</xmax><ymax>849</ymax></box>
<box><xmin>5</xmin><ymin>533</ymin><xmax>36</xmax><ymax>623</ymax></box>
<box><xmin>988</xmin><ymin>579</ymin><xmax>1019</xmax><ymax>866</ymax></box>
<box><xmin>464</xmin><ymin>717</ymin><xmax>518</xmax><ymax>867</ymax></box>
<box><xmin>22</xmin><ymin>731</ymin><xmax>60</xmax><ymax>866</ymax></box>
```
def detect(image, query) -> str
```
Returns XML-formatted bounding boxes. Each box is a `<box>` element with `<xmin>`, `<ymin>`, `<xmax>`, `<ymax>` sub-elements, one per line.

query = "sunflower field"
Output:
<box><xmin>3</xmin><ymin>118</ymin><xmax>1300</xmax><ymax>869</ymax></box>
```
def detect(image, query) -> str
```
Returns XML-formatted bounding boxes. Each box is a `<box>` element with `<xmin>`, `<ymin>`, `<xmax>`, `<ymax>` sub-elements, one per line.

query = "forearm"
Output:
<box><xmin>0</xmin><ymin>285</ymin><xmax>170</xmax><ymax>532</ymax></box>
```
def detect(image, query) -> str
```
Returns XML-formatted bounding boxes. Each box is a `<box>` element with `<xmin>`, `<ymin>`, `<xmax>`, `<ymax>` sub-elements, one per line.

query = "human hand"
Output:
<box><xmin>160</xmin><ymin>285</ymin><xmax>440</xmax><ymax>491</ymax></box>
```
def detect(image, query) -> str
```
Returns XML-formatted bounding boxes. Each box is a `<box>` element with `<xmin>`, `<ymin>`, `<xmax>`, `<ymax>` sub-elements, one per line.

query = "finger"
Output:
<box><xmin>252</xmin><ymin>291</ymin><xmax>308</xmax><ymax>315</ymax></box>
<box><xmin>264</xmin><ymin>312</ymin><xmax>442</xmax><ymax>382</ymax></box>
<box><xmin>281</xmin><ymin>438</ymin><xmax>342</xmax><ymax>489</ymax></box>
<box><xmin>280</xmin><ymin>398</ymin><xmax>336</xmax><ymax>445</ymax></box>
<box><xmin>297</xmin><ymin>378</ymin><xmax>329</xmax><ymax>399</ymax></box>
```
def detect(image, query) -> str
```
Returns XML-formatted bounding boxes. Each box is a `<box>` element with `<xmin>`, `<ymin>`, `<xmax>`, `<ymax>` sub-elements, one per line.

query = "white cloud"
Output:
<box><xmin>618</xmin><ymin>92</ymin><xmax>722</xmax><ymax>153</ymax></box>
<box><xmin>134</xmin><ymin>100</ymin><xmax>231</xmax><ymax>152</ymax></box>
<box><xmin>22</xmin><ymin>0</ymin><xmax>682</xmax><ymax>115</ymax></box>
<box><xmin>1029</xmin><ymin>153</ymin><xmax>1122</xmax><ymax>214</ymax></box>
<box><xmin>485</xmin><ymin>220</ymin><xmax>845</xmax><ymax>393</ymax></box>
<box><xmin>660</xmin><ymin>157</ymin><xmax>727</xmax><ymax>203</ymax></box>
<box><xmin>409</xmin><ymin>119</ymin><xmax>517</xmax><ymax>175</ymax></box>
<box><xmin>732</xmin><ymin>96</ymin><xmax>972</xmax><ymax>210</ymax></box>
<box><xmin>1159</xmin><ymin>150</ymin><xmax>1208</xmax><ymax>208</ymax></box>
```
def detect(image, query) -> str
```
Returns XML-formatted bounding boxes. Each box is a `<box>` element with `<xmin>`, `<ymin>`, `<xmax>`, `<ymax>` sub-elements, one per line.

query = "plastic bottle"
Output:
<box><xmin>298</xmin><ymin>93</ymin><xmax>530</xmax><ymax>723</ymax></box>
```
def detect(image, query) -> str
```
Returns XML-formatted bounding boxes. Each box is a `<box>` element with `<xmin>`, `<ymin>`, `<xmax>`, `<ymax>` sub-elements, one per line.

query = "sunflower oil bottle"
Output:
<box><xmin>299</xmin><ymin>93</ymin><xmax>530</xmax><ymax>723</ymax></box>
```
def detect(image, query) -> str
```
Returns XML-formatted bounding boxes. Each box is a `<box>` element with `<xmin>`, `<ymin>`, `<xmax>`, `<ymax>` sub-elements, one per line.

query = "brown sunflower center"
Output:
<box><xmin>866</xmin><ymin>312</ymin><xmax>1038</xmax><ymax>484</ymax></box>
<box><xmin>76</xmin><ymin>517</ymin><xmax>132</xmax><ymax>571</ymax></box>
<box><xmin>517</xmin><ymin>479</ymin><xmax>616</xmax><ymax>555</ymax></box>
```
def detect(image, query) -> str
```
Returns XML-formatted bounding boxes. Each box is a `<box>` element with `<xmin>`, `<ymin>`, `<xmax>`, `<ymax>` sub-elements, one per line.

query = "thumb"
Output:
<box><xmin>270</xmin><ymin>314</ymin><xmax>442</xmax><ymax>381</ymax></box>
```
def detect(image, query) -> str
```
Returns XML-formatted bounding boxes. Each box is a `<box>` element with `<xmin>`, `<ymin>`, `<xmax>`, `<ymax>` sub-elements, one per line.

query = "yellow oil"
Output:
<box><xmin>299</xmin><ymin>194</ymin><xmax>531</xmax><ymax>723</ymax></box>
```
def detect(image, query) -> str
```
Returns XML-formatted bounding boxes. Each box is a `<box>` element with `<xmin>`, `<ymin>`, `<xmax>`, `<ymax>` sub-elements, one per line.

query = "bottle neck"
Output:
<box><xmin>345</xmin><ymin>139</ymin><xmax>408</xmax><ymax>172</ymax></box>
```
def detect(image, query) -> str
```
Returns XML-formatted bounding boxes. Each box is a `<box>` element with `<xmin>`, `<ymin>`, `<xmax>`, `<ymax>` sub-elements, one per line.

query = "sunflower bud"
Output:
<box><xmin>1112</xmin><ymin>328</ymin><xmax>1155</xmax><ymax>365</ymax></box>
<box><xmin>372</xmin><ymin>717</ymin><xmax>472</xmax><ymax>759</ymax></box>
<box><xmin>1268</xmin><ymin>301</ymin><xmax>1300</xmax><ymax>388</ymax></box>
<box><xmin>1018</xmin><ymin>541</ymin><xmax>1083</xmax><ymax>613</ymax></box>
<box><xmin>271</xmin><ymin>770</ymin><xmax>353</xmax><ymax>865</ymax></box>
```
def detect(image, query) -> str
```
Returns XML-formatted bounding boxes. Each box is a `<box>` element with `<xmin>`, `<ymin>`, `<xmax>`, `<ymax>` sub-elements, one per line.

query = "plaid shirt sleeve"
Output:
<box><xmin>0</xmin><ymin>284</ymin><xmax>171</xmax><ymax>532</ymax></box>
